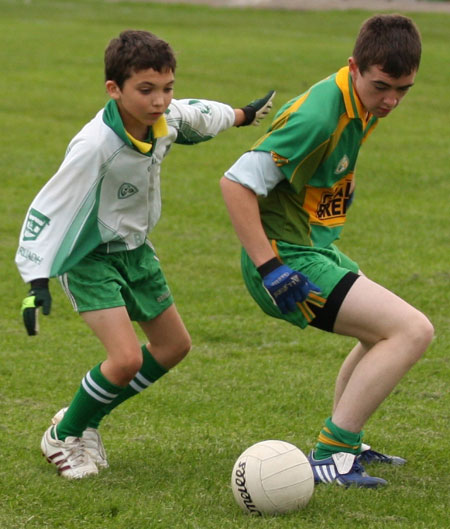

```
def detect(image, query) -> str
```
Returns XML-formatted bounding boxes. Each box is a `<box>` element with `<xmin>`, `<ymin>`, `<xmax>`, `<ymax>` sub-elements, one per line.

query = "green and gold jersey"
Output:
<box><xmin>252</xmin><ymin>66</ymin><xmax>378</xmax><ymax>248</ymax></box>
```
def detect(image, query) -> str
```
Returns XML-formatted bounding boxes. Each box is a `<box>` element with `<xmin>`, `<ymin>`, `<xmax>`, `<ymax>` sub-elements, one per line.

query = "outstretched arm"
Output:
<box><xmin>170</xmin><ymin>89</ymin><xmax>275</xmax><ymax>144</ymax></box>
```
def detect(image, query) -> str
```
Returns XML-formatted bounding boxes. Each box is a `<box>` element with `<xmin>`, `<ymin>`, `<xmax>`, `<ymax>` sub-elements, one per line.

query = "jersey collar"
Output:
<box><xmin>336</xmin><ymin>66</ymin><xmax>370</xmax><ymax>122</ymax></box>
<box><xmin>336</xmin><ymin>66</ymin><xmax>378</xmax><ymax>140</ymax></box>
<box><xmin>103</xmin><ymin>99</ymin><xmax>168</xmax><ymax>155</ymax></box>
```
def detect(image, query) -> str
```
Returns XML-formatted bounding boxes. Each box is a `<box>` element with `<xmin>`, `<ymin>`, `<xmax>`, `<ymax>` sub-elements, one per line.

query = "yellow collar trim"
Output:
<box><xmin>125</xmin><ymin>115</ymin><xmax>169</xmax><ymax>154</ymax></box>
<box><xmin>336</xmin><ymin>66</ymin><xmax>367</xmax><ymax>123</ymax></box>
<box><xmin>152</xmin><ymin>114</ymin><xmax>169</xmax><ymax>138</ymax></box>
<box><xmin>125</xmin><ymin>131</ymin><xmax>152</xmax><ymax>153</ymax></box>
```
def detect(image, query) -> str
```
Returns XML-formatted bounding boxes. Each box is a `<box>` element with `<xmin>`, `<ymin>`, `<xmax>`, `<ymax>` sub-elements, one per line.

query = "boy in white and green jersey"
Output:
<box><xmin>221</xmin><ymin>15</ymin><xmax>434</xmax><ymax>488</ymax></box>
<box><xmin>16</xmin><ymin>30</ymin><xmax>275</xmax><ymax>479</ymax></box>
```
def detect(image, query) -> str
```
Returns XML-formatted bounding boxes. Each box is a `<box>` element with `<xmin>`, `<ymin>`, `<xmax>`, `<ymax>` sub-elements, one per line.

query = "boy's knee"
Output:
<box><xmin>118</xmin><ymin>348</ymin><xmax>144</xmax><ymax>380</ymax></box>
<box><xmin>177</xmin><ymin>334</ymin><xmax>192</xmax><ymax>360</ymax></box>
<box><xmin>169</xmin><ymin>333</ymin><xmax>192</xmax><ymax>367</ymax></box>
<box><xmin>155</xmin><ymin>333</ymin><xmax>192</xmax><ymax>370</ymax></box>
<box><xmin>417</xmin><ymin>313</ymin><xmax>434</xmax><ymax>349</ymax></box>
<box><xmin>406</xmin><ymin>311</ymin><xmax>434</xmax><ymax>360</ymax></box>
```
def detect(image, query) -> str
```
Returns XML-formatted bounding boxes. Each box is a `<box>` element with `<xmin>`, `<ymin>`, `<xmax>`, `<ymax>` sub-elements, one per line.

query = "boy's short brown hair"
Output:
<box><xmin>105</xmin><ymin>30</ymin><xmax>176</xmax><ymax>88</ymax></box>
<box><xmin>353</xmin><ymin>14</ymin><xmax>421</xmax><ymax>77</ymax></box>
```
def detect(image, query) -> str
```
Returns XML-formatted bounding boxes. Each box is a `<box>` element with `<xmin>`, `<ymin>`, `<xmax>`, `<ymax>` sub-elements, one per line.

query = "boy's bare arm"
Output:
<box><xmin>220</xmin><ymin>176</ymin><xmax>321</xmax><ymax>314</ymax></box>
<box><xmin>220</xmin><ymin>177</ymin><xmax>276</xmax><ymax>267</ymax></box>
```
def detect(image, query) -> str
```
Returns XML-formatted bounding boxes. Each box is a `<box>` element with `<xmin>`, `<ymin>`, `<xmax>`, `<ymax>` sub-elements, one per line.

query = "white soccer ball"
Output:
<box><xmin>231</xmin><ymin>440</ymin><xmax>314</xmax><ymax>516</ymax></box>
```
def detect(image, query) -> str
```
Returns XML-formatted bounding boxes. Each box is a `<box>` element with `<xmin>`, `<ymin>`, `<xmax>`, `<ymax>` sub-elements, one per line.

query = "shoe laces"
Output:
<box><xmin>83</xmin><ymin>429</ymin><xmax>106</xmax><ymax>456</ymax></box>
<box><xmin>349</xmin><ymin>458</ymin><xmax>366</xmax><ymax>475</ymax></box>
<box><xmin>64</xmin><ymin>437</ymin><xmax>91</xmax><ymax>468</ymax></box>
<box><xmin>369</xmin><ymin>450</ymin><xmax>389</xmax><ymax>462</ymax></box>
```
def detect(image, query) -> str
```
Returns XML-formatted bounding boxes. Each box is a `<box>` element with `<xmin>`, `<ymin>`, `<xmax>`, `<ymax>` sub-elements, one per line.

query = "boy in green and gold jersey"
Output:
<box><xmin>221</xmin><ymin>14</ymin><xmax>433</xmax><ymax>488</ymax></box>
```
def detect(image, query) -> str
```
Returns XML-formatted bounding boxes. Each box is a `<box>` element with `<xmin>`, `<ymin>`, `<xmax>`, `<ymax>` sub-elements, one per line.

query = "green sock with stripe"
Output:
<box><xmin>313</xmin><ymin>416</ymin><xmax>363</xmax><ymax>460</ymax></box>
<box><xmin>86</xmin><ymin>345</ymin><xmax>168</xmax><ymax>429</ymax></box>
<box><xmin>55</xmin><ymin>363</ymin><xmax>124</xmax><ymax>441</ymax></box>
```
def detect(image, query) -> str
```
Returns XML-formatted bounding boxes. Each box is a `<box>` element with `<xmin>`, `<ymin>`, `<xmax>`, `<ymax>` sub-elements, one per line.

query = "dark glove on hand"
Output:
<box><xmin>21</xmin><ymin>278</ymin><xmax>51</xmax><ymax>336</ymax></box>
<box><xmin>239</xmin><ymin>90</ymin><xmax>276</xmax><ymax>126</ymax></box>
<box><xmin>258</xmin><ymin>258</ymin><xmax>321</xmax><ymax>314</ymax></box>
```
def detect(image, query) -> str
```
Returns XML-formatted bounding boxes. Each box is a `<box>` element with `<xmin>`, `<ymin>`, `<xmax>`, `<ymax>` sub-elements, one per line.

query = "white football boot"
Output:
<box><xmin>52</xmin><ymin>407</ymin><xmax>109</xmax><ymax>469</ymax></box>
<box><xmin>41</xmin><ymin>426</ymin><xmax>98</xmax><ymax>479</ymax></box>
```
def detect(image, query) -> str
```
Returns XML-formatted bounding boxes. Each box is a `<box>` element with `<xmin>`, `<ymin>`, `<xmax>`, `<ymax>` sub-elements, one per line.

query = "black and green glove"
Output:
<box><xmin>21</xmin><ymin>278</ymin><xmax>52</xmax><ymax>336</ymax></box>
<box><xmin>239</xmin><ymin>90</ymin><xmax>276</xmax><ymax>126</ymax></box>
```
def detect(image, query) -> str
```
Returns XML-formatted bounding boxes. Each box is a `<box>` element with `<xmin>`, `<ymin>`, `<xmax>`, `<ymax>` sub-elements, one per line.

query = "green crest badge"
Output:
<box><xmin>118</xmin><ymin>183</ymin><xmax>138</xmax><ymax>199</ymax></box>
<box><xmin>188</xmin><ymin>100</ymin><xmax>211</xmax><ymax>114</ymax></box>
<box><xmin>23</xmin><ymin>208</ymin><xmax>50</xmax><ymax>241</ymax></box>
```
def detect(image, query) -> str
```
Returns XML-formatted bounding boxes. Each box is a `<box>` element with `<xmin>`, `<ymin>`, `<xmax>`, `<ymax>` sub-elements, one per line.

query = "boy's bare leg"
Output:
<box><xmin>82</xmin><ymin>306</ymin><xmax>143</xmax><ymax>386</ymax></box>
<box><xmin>81</xmin><ymin>304</ymin><xmax>191</xmax><ymax>386</ymax></box>
<box><xmin>139</xmin><ymin>303</ymin><xmax>191</xmax><ymax>369</ymax></box>
<box><xmin>330</xmin><ymin>275</ymin><xmax>433</xmax><ymax>433</ymax></box>
<box><xmin>332</xmin><ymin>340</ymin><xmax>370</xmax><ymax>414</ymax></box>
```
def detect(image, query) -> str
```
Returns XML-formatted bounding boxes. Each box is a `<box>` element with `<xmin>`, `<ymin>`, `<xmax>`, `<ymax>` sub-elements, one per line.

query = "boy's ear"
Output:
<box><xmin>348</xmin><ymin>56</ymin><xmax>358</xmax><ymax>73</ymax></box>
<box><xmin>106</xmin><ymin>80</ymin><xmax>120</xmax><ymax>99</ymax></box>
<box><xmin>348</xmin><ymin>57</ymin><xmax>361</xmax><ymax>83</ymax></box>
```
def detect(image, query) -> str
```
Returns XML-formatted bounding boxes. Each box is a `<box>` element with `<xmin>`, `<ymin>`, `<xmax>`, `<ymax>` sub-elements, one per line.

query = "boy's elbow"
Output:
<box><xmin>220</xmin><ymin>175</ymin><xmax>233</xmax><ymax>195</ymax></box>
<box><xmin>220</xmin><ymin>176</ymin><xmax>245</xmax><ymax>193</ymax></box>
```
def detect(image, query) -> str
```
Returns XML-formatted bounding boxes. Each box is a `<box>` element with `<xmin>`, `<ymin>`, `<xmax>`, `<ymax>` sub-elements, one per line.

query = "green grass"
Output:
<box><xmin>1</xmin><ymin>1</ymin><xmax>449</xmax><ymax>528</ymax></box>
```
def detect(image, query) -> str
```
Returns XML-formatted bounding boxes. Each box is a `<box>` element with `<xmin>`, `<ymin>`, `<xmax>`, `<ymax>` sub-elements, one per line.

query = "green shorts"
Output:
<box><xmin>241</xmin><ymin>241</ymin><xmax>359</xmax><ymax>330</ymax></box>
<box><xmin>59</xmin><ymin>242</ymin><xmax>173</xmax><ymax>320</ymax></box>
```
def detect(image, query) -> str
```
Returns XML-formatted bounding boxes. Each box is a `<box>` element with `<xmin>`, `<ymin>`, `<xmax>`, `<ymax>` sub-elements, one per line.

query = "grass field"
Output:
<box><xmin>0</xmin><ymin>1</ymin><xmax>449</xmax><ymax>528</ymax></box>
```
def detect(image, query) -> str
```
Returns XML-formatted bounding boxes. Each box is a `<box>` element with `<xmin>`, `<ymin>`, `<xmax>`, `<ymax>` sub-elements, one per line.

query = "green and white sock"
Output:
<box><xmin>314</xmin><ymin>416</ymin><xmax>363</xmax><ymax>460</ymax></box>
<box><xmin>55</xmin><ymin>363</ymin><xmax>124</xmax><ymax>440</ymax></box>
<box><xmin>87</xmin><ymin>345</ymin><xmax>168</xmax><ymax>429</ymax></box>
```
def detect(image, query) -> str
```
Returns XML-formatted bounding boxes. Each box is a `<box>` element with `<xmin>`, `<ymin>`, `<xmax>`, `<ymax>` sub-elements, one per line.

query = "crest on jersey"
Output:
<box><xmin>118</xmin><ymin>183</ymin><xmax>138</xmax><ymax>199</ymax></box>
<box><xmin>271</xmin><ymin>150</ymin><xmax>289</xmax><ymax>167</ymax></box>
<box><xmin>334</xmin><ymin>154</ymin><xmax>349</xmax><ymax>175</ymax></box>
<box><xmin>23</xmin><ymin>208</ymin><xmax>50</xmax><ymax>241</ymax></box>
<box><xmin>188</xmin><ymin>100</ymin><xmax>211</xmax><ymax>114</ymax></box>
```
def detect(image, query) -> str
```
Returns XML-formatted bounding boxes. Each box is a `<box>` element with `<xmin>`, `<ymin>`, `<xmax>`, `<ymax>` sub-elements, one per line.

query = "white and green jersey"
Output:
<box><xmin>16</xmin><ymin>98</ymin><xmax>235</xmax><ymax>282</ymax></box>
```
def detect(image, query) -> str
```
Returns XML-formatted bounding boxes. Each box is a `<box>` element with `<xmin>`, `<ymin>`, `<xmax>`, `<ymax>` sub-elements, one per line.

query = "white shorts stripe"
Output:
<box><xmin>58</xmin><ymin>273</ymin><xmax>78</xmax><ymax>311</ymax></box>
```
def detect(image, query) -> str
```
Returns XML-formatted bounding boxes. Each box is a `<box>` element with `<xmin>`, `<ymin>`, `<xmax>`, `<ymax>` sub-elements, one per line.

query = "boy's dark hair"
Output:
<box><xmin>353</xmin><ymin>14</ymin><xmax>421</xmax><ymax>77</ymax></box>
<box><xmin>105</xmin><ymin>30</ymin><xmax>176</xmax><ymax>88</ymax></box>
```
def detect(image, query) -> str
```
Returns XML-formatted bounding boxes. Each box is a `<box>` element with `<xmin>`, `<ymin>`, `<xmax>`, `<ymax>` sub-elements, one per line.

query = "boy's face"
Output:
<box><xmin>349</xmin><ymin>58</ymin><xmax>416</xmax><ymax>118</ymax></box>
<box><xmin>106</xmin><ymin>67</ymin><xmax>174</xmax><ymax>139</ymax></box>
